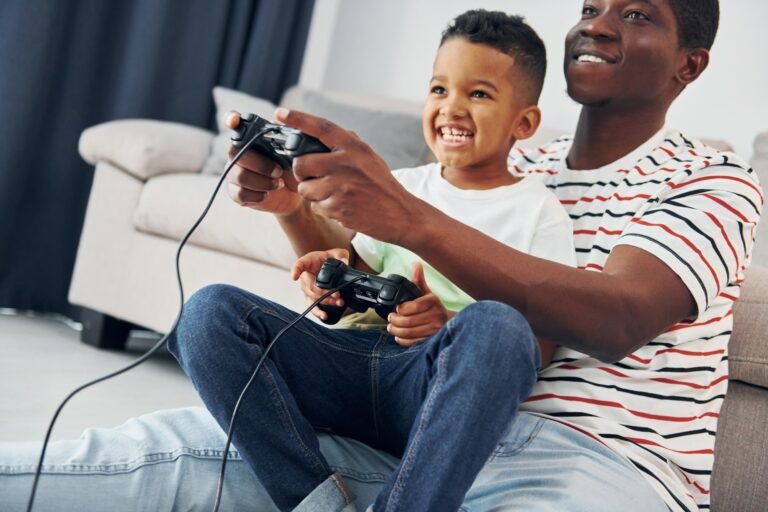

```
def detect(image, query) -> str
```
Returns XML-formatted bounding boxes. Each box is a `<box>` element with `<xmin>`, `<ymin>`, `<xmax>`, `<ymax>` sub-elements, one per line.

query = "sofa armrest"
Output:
<box><xmin>78</xmin><ymin>119</ymin><xmax>214</xmax><ymax>181</ymax></box>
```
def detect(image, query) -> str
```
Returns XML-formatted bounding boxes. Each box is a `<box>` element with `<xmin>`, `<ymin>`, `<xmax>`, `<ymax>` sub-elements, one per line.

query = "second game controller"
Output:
<box><xmin>315</xmin><ymin>258</ymin><xmax>423</xmax><ymax>325</ymax></box>
<box><xmin>230</xmin><ymin>113</ymin><xmax>329</xmax><ymax>168</ymax></box>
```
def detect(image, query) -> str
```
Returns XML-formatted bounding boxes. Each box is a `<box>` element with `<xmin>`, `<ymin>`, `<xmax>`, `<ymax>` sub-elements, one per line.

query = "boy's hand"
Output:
<box><xmin>387</xmin><ymin>262</ymin><xmax>453</xmax><ymax>346</ymax></box>
<box><xmin>291</xmin><ymin>248</ymin><xmax>350</xmax><ymax>322</ymax></box>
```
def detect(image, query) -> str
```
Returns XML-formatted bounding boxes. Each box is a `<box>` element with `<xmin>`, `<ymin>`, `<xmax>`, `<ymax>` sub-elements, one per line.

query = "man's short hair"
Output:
<box><xmin>440</xmin><ymin>10</ymin><xmax>546</xmax><ymax>103</ymax></box>
<box><xmin>668</xmin><ymin>0</ymin><xmax>720</xmax><ymax>50</ymax></box>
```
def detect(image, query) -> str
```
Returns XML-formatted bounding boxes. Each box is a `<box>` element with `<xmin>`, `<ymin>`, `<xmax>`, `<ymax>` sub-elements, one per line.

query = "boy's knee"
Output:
<box><xmin>168</xmin><ymin>284</ymin><xmax>246</xmax><ymax>360</ymax></box>
<box><xmin>452</xmin><ymin>301</ymin><xmax>538</xmax><ymax>369</ymax></box>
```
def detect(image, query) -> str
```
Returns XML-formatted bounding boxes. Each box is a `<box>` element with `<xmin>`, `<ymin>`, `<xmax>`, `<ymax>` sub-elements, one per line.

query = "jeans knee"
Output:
<box><xmin>167</xmin><ymin>284</ymin><xmax>245</xmax><ymax>363</ymax></box>
<box><xmin>452</xmin><ymin>301</ymin><xmax>539</xmax><ymax>373</ymax></box>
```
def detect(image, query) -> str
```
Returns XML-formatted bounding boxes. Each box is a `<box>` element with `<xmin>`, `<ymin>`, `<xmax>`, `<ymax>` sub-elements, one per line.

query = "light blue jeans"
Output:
<box><xmin>0</xmin><ymin>408</ymin><xmax>668</xmax><ymax>511</ymax></box>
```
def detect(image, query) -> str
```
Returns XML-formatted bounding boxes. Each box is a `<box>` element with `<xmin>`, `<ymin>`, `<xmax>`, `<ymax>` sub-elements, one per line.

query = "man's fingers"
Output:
<box><xmin>275</xmin><ymin>108</ymin><xmax>352</xmax><ymax>149</ymax></box>
<box><xmin>227</xmin><ymin>148</ymin><xmax>282</xmax><ymax>179</ymax></box>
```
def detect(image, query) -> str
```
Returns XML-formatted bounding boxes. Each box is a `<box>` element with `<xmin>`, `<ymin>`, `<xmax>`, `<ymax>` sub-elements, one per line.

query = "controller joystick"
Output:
<box><xmin>315</xmin><ymin>258</ymin><xmax>423</xmax><ymax>325</ymax></box>
<box><xmin>230</xmin><ymin>113</ymin><xmax>329</xmax><ymax>168</ymax></box>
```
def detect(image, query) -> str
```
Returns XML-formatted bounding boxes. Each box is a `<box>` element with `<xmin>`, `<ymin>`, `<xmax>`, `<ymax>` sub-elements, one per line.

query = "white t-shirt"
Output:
<box><xmin>509</xmin><ymin>128</ymin><xmax>764</xmax><ymax>512</ymax></box>
<box><xmin>351</xmin><ymin>162</ymin><xmax>575</xmax><ymax>316</ymax></box>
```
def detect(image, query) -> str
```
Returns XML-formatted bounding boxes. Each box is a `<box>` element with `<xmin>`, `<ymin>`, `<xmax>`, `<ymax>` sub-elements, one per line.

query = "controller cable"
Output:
<box><xmin>26</xmin><ymin>127</ymin><xmax>357</xmax><ymax>512</ymax></box>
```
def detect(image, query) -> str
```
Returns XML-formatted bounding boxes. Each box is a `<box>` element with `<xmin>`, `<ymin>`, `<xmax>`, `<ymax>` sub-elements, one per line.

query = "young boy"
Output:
<box><xmin>293</xmin><ymin>9</ymin><xmax>574</xmax><ymax>349</ymax></box>
<box><xmin>172</xmin><ymin>10</ymin><xmax>573</xmax><ymax>512</ymax></box>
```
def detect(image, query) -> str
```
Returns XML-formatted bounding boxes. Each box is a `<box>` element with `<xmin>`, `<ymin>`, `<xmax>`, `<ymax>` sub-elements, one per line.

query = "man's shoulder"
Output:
<box><xmin>507</xmin><ymin>136</ymin><xmax>572</xmax><ymax>177</ymax></box>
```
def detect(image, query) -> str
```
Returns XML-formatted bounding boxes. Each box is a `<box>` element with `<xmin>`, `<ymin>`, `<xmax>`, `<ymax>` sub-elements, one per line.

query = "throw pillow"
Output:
<box><xmin>201</xmin><ymin>86</ymin><xmax>277</xmax><ymax>174</ymax></box>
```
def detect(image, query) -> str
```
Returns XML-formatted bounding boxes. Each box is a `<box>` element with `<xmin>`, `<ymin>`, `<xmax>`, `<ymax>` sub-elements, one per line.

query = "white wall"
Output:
<box><xmin>301</xmin><ymin>0</ymin><xmax>768</xmax><ymax>160</ymax></box>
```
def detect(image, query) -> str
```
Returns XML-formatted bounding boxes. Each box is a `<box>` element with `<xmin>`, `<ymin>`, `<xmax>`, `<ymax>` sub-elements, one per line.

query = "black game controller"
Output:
<box><xmin>315</xmin><ymin>258</ymin><xmax>423</xmax><ymax>325</ymax></box>
<box><xmin>230</xmin><ymin>113</ymin><xmax>329</xmax><ymax>169</ymax></box>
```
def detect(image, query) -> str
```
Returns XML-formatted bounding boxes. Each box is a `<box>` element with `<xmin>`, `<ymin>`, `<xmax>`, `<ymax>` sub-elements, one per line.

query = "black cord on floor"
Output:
<box><xmin>26</xmin><ymin>126</ymin><xmax>278</xmax><ymax>512</ymax></box>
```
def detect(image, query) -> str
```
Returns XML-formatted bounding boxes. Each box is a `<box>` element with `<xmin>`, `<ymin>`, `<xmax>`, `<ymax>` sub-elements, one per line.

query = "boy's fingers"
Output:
<box><xmin>410</xmin><ymin>262</ymin><xmax>432</xmax><ymax>295</ymax></box>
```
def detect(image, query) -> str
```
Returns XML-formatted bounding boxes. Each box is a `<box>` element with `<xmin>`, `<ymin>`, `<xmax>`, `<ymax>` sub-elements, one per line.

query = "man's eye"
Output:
<box><xmin>582</xmin><ymin>5</ymin><xmax>597</xmax><ymax>17</ymax></box>
<box><xmin>626</xmin><ymin>11</ymin><xmax>649</xmax><ymax>21</ymax></box>
<box><xmin>431</xmin><ymin>86</ymin><xmax>446</xmax><ymax>95</ymax></box>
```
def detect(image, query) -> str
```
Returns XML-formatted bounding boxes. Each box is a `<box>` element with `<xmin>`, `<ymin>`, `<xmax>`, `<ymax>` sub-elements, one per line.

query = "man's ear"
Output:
<box><xmin>676</xmin><ymin>48</ymin><xmax>710</xmax><ymax>86</ymax></box>
<box><xmin>513</xmin><ymin>105</ymin><xmax>542</xmax><ymax>141</ymax></box>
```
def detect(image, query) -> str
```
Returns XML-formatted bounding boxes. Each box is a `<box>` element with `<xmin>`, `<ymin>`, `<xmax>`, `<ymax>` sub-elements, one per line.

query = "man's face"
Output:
<box><xmin>423</xmin><ymin>38</ymin><xmax>530</xmax><ymax>171</ymax></box>
<box><xmin>564</xmin><ymin>0</ymin><xmax>681</xmax><ymax>108</ymax></box>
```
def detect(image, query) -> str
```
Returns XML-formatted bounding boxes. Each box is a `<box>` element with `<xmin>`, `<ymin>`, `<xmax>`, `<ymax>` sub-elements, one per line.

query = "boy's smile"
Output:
<box><xmin>423</xmin><ymin>38</ymin><xmax>538</xmax><ymax>189</ymax></box>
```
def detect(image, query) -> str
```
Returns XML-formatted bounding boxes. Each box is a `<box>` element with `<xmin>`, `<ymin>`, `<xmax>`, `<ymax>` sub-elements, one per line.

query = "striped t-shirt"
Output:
<box><xmin>509</xmin><ymin>129</ymin><xmax>764</xmax><ymax>512</ymax></box>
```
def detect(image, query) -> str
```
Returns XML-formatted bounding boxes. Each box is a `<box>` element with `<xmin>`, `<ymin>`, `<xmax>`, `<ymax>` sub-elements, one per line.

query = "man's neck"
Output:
<box><xmin>567</xmin><ymin>106</ymin><xmax>667</xmax><ymax>170</ymax></box>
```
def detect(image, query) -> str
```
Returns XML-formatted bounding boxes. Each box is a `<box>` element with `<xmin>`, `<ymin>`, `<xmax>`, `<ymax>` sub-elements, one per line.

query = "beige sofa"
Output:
<box><xmin>71</xmin><ymin>87</ymin><xmax>767</xmax><ymax>510</ymax></box>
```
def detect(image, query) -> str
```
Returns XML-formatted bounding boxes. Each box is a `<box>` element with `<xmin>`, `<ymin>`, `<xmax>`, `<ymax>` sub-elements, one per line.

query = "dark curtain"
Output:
<box><xmin>0</xmin><ymin>0</ymin><xmax>315</xmax><ymax>320</ymax></box>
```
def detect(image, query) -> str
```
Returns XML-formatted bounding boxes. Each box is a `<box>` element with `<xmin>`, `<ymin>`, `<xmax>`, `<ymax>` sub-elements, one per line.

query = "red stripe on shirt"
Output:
<box><xmin>526</xmin><ymin>394</ymin><xmax>719</xmax><ymax>422</ymax></box>
<box><xmin>631</xmin><ymin>218</ymin><xmax>721</xmax><ymax>293</ymax></box>
<box><xmin>668</xmin><ymin>175</ymin><xmax>764</xmax><ymax>205</ymax></box>
<box><xmin>627</xmin><ymin>436</ymin><xmax>714</xmax><ymax>455</ymax></box>
<box><xmin>702</xmin><ymin>193</ymin><xmax>750</xmax><ymax>223</ymax></box>
<box><xmin>666</xmin><ymin>310</ymin><xmax>733</xmax><ymax>332</ymax></box>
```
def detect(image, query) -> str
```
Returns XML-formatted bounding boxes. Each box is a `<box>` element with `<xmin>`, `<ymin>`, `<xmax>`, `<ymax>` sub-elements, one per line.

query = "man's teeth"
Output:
<box><xmin>577</xmin><ymin>54</ymin><xmax>607</xmax><ymax>63</ymax></box>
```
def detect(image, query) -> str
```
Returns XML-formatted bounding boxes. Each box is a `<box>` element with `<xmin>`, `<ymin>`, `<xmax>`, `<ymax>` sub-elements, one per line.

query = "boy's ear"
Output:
<box><xmin>513</xmin><ymin>105</ymin><xmax>542</xmax><ymax>141</ymax></box>
<box><xmin>675</xmin><ymin>48</ymin><xmax>709</xmax><ymax>86</ymax></box>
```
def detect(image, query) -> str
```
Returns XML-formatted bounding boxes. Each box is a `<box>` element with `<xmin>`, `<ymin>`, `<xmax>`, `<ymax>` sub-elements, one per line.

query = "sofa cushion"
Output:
<box><xmin>299</xmin><ymin>89</ymin><xmax>432</xmax><ymax>170</ymax></box>
<box><xmin>730</xmin><ymin>265</ymin><xmax>768</xmax><ymax>388</ymax></box>
<box><xmin>133</xmin><ymin>173</ymin><xmax>296</xmax><ymax>270</ymax></box>
<box><xmin>79</xmin><ymin>120</ymin><xmax>213</xmax><ymax>180</ymax></box>
<box><xmin>201</xmin><ymin>86</ymin><xmax>278</xmax><ymax>175</ymax></box>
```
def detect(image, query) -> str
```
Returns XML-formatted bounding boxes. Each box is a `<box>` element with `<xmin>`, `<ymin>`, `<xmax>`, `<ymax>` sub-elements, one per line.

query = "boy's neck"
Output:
<box><xmin>567</xmin><ymin>106</ymin><xmax>667</xmax><ymax>170</ymax></box>
<box><xmin>441</xmin><ymin>161</ymin><xmax>520</xmax><ymax>190</ymax></box>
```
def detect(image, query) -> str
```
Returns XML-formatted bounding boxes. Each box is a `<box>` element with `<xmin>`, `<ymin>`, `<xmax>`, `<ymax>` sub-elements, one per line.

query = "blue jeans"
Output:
<box><xmin>167</xmin><ymin>285</ymin><xmax>541</xmax><ymax>511</ymax></box>
<box><xmin>0</xmin><ymin>409</ymin><xmax>669</xmax><ymax>511</ymax></box>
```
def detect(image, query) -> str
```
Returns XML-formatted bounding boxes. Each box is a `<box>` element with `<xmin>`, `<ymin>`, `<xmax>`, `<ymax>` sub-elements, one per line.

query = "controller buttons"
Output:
<box><xmin>379</xmin><ymin>285</ymin><xmax>396</xmax><ymax>302</ymax></box>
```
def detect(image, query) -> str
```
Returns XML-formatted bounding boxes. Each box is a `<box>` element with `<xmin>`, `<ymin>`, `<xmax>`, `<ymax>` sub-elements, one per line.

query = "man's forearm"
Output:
<box><xmin>277</xmin><ymin>201</ymin><xmax>355</xmax><ymax>257</ymax></box>
<box><xmin>401</xmin><ymin>202</ymin><xmax>692</xmax><ymax>362</ymax></box>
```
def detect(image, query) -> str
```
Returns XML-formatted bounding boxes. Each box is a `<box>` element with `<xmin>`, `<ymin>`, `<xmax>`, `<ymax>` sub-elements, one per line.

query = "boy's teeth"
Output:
<box><xmin>577</xmin><ymin>54</ymin><xmax>607</xmax><ymax>63</ymax></box>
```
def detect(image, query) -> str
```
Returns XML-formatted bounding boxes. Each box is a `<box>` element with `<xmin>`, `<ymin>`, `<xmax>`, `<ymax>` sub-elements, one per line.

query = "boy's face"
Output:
<box><xmin>564</xmin><ymin>0</ymin><xmax>682</xmax><ymax>108</ymax></box>
<box><xmin>423</xmin><ymin>38</ymin><xmax>532</xmax><ymax>171</ymax></box>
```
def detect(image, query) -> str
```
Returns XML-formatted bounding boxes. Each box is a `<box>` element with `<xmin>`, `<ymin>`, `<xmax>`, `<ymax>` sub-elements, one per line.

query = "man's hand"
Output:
<box><xmin>225</xmin><ymin>112</ymin><xmax>304</xmax><ymax>216</ymax></box>
<box><xmin>291</xmin><ymin>248</ymin><xmax>350</xmax><ymax>322</ymax></box>
<box><xmin>387</xmin><ymin>262</ymin><xmax>453</xmax><ymax>346</ymax></box>
<box><xmin>275</xmin><ymin>108</ymin><xmax>422</xmax><ymax>245</ymax></box>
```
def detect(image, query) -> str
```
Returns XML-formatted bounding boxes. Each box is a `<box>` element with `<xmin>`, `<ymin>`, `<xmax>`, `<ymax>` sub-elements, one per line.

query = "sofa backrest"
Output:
<box><xmin>711</xmin><ymin>264</ymin><xmax>768</xmax><ymax>511</ymax></box>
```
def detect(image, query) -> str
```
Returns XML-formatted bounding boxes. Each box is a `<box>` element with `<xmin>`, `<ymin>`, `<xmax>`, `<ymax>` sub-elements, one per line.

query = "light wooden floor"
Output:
<box><xmin>0</xmin><ymin>310</ymin><xmax>203</xmax><ymax>442</ymax></box>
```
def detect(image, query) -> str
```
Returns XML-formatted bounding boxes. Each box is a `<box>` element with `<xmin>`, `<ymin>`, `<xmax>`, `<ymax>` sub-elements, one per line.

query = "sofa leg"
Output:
<box><xmin>80</xmin><ymin>308</ymin><xmax>133</xmax><ymax>350</ymax></box>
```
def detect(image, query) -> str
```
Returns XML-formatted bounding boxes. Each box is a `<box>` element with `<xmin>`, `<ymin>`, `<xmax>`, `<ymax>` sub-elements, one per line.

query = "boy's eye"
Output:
<box><xmin>471</xmin><ymin>90</ymin><xmax>490</xmax><ymax>99</ymax></box>
<box><xmin>430</xmin><ymin>85</ymin><xmax>446</xmax><ymax>95</ymax></box>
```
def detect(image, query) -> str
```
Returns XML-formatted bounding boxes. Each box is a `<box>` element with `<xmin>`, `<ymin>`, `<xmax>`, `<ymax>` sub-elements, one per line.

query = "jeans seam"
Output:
<box><xmin>370</xmin><ymin>331</ymin><xmax>388</xmax><ymax>445</ymax></box>
<box><xmin>491</xmin><ymin>417</ymin><xmax>546</xmax><ymax>458</ymax></box>
<box><xmin>241</xmin><ymin>305</ymin><xmax>330</xmax><ymax>479</ymax></box>
<box><xmin>1</xmin><ymin>447</ymin><xmax>241</xmax><ymax>475</ymax></box>
<box><xmin>385</xmin><ymin>333</ymin><xmax>452</xmax><ymax>512</ymax></box>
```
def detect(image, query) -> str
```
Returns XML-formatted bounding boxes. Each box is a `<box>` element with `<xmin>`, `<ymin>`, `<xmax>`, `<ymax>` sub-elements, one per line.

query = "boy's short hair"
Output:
<box><xmin>668</xmin><ymin>0</ymin><xmax>719</xmax><ymax>50</ymax></box>
<box><xmin>440</xmin><ymin>10</ymin><xmax>546</xmax><ymax>103</ymax></box>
